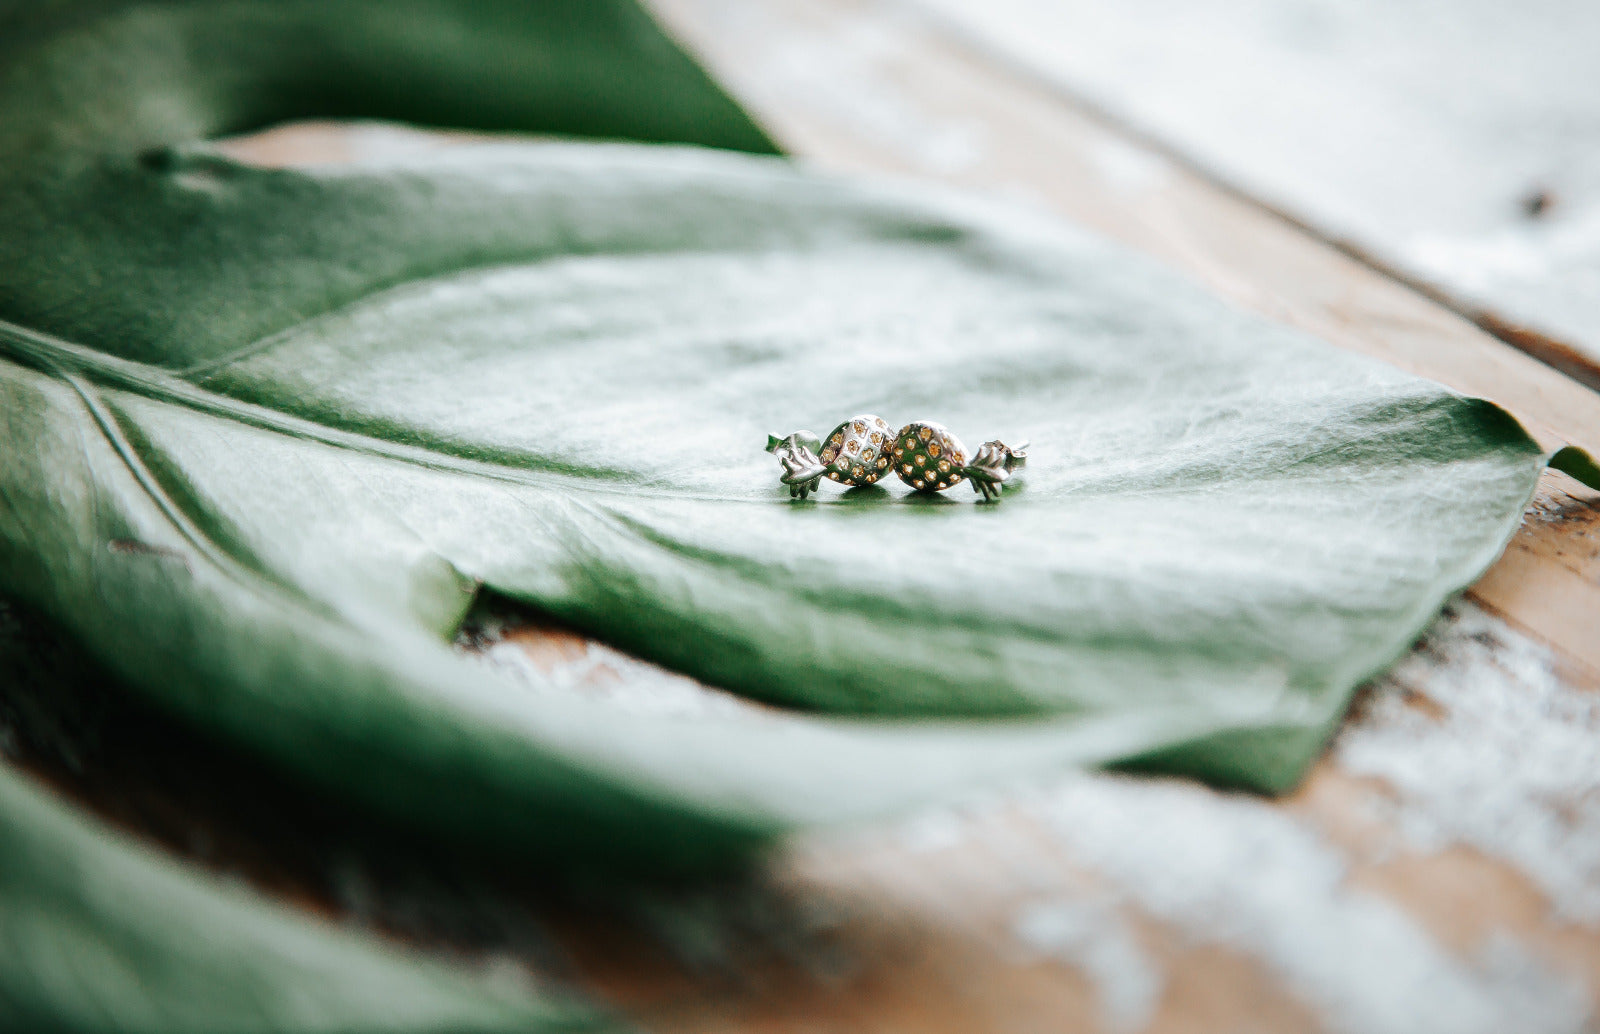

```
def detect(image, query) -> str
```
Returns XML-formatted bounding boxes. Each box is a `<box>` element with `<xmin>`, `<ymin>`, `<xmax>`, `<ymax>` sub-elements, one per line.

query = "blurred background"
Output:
<box><xmin>659</xmin><ymin>0</ymin><xmax>1600</xmax><ymax>383</ymax></box>
<box><xmin>4</xmin><ymin>1</ymin><xmax>1599</xmax><ymax>1032</ymax></box>
<box><xmin>918</xmin><ymin>0</ymin><xmax>1600</xmax><ymax>370</ymax></box>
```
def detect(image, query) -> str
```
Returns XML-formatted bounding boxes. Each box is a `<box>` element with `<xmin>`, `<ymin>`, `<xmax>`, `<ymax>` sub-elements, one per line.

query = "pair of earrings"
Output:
<box><xmin>766</xmin><ymin>415</ymin><xmax>1027</xmax><ymax>502</ymax></box>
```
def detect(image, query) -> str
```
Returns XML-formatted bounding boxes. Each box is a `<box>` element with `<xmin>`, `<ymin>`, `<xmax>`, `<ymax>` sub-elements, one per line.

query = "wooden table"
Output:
<box><xmin>6</xmin><ymin>1</ymin><xmax>1599</xmax><ymax>1031</ymax></box>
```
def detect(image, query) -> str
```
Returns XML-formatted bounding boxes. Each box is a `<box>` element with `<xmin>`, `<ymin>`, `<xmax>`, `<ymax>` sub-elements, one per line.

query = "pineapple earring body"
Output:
<box><xmin>890</xmin><ymin>421</ymin><xmax>1026</xmax><ymax>501</ymax></box>
<box><xmin>819</xmin><ymin>415</ymin><xmax>894</xmax><ymax>486</ymax></box>
<box><xmin>766</xmin><ymin>414</ymin><xmax>893</xmax><ymax>499</ymax></box>
<box><xmin>889</xmin><ymin>421</ymin><xmax>966</xmax><ymax>493</ymax></box>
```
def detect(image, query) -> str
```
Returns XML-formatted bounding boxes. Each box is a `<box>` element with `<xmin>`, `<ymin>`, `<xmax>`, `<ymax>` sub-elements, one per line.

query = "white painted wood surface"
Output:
<box><xmin>910</xmin><ymin>0</ymin><xmax>1600</xmax><ymax>368</ymax></box>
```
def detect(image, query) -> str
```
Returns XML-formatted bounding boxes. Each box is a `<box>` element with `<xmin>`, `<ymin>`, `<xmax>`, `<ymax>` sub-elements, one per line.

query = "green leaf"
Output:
<box><xmin>0</xmin><ymin>759</ymin><xmax>611</xmax><ymax>1032</ymax></box>
<box><xmin>0</xmin><ymin>0</ymin><xmax>1585</xmax><ymax>884</ymax></box>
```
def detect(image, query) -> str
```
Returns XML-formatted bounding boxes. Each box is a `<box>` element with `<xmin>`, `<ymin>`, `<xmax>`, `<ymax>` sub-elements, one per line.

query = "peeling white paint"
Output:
<box><xmin>705</xmin><ymin>1</ymin><xmax>989</xmax><ymax>175</ymax></box>
<box><xmin>1017</xmin><ymin>772</ymin><xmax>1589</xmax><ymax>1034</ymax></box>
<box><xmin>1338</xmin><ymin>601</ymin><xmax>1600</xmax><ymax>924</ymax></box>
<box><xmin>1087</xmin><ymin>138</ymin><xmax>1172</xmax><ymax>201</ymax></box>
<box><xmin>912</xmin><ymin>0</ymin><xmax>1600</xmax><ymax>357</ymax></box>
<box><xmin>1011</xmin><ymin>898</ymin><xmax>1162</xmax><ymax>1032</ymax></box>
<box><xmin>875</xmin><ymin>599</ymin><xmax>1598</xmax><ymax>1033</ymax></box>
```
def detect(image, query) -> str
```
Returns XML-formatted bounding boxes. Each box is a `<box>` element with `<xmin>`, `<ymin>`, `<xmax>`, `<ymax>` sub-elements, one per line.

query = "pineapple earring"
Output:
<box><xmin>767</xmin><ymin>414</ymin><xmax>895</xmax><ymax>500</ymax></box>
<box><xmin>766</xmin><ymin>415</ymin><xmax>1026</xmax><ymax>502</ymax></box>
<box><xmin>889</xmin><ymin>420</ymin><xmax>1027</xmax><ymax>501</ymax></box>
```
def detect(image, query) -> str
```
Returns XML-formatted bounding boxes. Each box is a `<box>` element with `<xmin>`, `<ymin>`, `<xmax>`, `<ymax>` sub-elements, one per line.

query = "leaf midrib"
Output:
<box><xmin>0</xmin><ymin>314</ymin><xmax>772</xmax><ymax>505</ymax></box>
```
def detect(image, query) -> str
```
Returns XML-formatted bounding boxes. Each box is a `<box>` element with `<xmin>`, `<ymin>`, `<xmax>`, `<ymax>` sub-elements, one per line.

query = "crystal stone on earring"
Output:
<box><xmin>821</xmin><ymin>414</ymin><xmax>894</xmax><ymax>487</ymax></box>
<box><xmin>890</xmin><ymin>421</ymin><xmax>967</xmax><ymax>493</ymax></box>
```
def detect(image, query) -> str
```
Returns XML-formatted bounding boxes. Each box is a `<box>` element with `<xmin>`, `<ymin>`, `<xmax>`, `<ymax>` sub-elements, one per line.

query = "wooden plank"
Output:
<box><xmin>1473</xmin><ymin>475</ymin><xmax>1600</xmax><ymax>674</ymax></box>
<box><xmin>906</xmin><ymin>0</ymin><xmax>1600</xmax><ymax>382</ymax></box>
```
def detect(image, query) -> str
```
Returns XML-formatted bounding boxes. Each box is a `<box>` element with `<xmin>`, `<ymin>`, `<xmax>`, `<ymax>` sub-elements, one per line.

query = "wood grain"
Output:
<box><xmin>903</xmin><ymin>0</ymin><xmax>1600</xmax><ymax>389</ymax></box>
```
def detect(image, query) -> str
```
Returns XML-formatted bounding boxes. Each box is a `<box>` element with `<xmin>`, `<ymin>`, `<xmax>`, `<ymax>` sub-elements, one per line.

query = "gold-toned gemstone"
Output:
<box><xmin>914</xmin><ymin>479</ymin><xmax>925</xmax><ymax>489</ymax></box>
<box><xmin>870</xmin><ymin>431</ymin><xmax>882</xmax><ymax>445</ymax></box>
<box><xmin>829</xmin><ymin>472</ymin><xmax>841</xmax><ymax>481</ymax></box>
<box><xmin>866</xmin><ymin>473</ymin><xmax>877</xmax><ymax>483</ymax></box>
<box><xmin>929</xmin><ymin>442</ymin><xmax>941</xmax><ymax>458</ymax></box>
<box><xmin>915</xmin><ymin>455</ymin><xmax>926</xmax><ymax>466</ymax></box>
<box><xmin>950</xmin><ymin>472</ymin><xmax>963</xmax><ymax>482</ymax></box>
<box><xmin>938</xmin><ymin>460</ymin><xmax>951</xmax><ymax>472</ymax></box>
<box><xmin>851</xmin><ymin>465</ymin><xmax>863</xmax><ymax>478</ymax></box>
<box><xmin>903</xmin><ymin>463</ymin><xmax>913</xmax><ymax>474</ymax></box>
<box><xmin>853</xmin><ymin>420</ymin><xmax>866</xmax><ymax>434</ymax></box>
<box><xmin>831</xmin><ymin>433</ymin><xmax>843</xmax><ymax>445</ymax></box>
<box><xmin>876</xmin><ymin>457</ymin><xmax>888</xmax><ymax>468</ymax></box>
<box><xmin>919</xmin><ymin>426</ymin><xmax>933</xmax><ymax>441</ymax></box>
<box><xmin>937</xmin><ymin>481</ymin><xmax>948</xmax><ymax>490</ymax></box>
<box><xmin>845</xmin><ymin>439</ymin><xmax>858</xmax><ymax>453</ymax></box>
<box><xmin>895</xmin><ymin>447</ymin><xmax>904</xmax><ymax>457</ymax></box>
<box><xmin>821</xmin><ymin>447</ymin><xmax>837</xmax><ymax>463</ymax></box>
<box><xmin>952</xmin><ymin>452</ymin><xmax>965</xmax><ymax>466</ymax></box>
<box><xmin>905</xmin><ymin>438</ymin><xmax>916</xmax><ymax>450</ymax></box>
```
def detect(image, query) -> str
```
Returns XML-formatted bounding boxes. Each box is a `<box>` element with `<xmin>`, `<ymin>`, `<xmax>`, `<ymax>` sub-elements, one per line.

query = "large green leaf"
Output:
<box><xmin>0</xmin><ymin>760</ymin><xmax>609</xmax><ymax>1032</ymax></box>
<box><xmin>0</xmin><ymin>0</ymin><xmax>1586</xmax><ymax>879</ymax></box>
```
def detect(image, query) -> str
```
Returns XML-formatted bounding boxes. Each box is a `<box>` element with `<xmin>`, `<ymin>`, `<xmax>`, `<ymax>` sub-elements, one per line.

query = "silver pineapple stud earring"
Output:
<box><xmin>766</xmin><ymin>414</ymin><xmax>894</xmax><ymax>499</ymax></box>
<box><xmin>888</xmin><ymin>420</ymin><xmax>1026</xmax><ymax>501</ymax></box>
